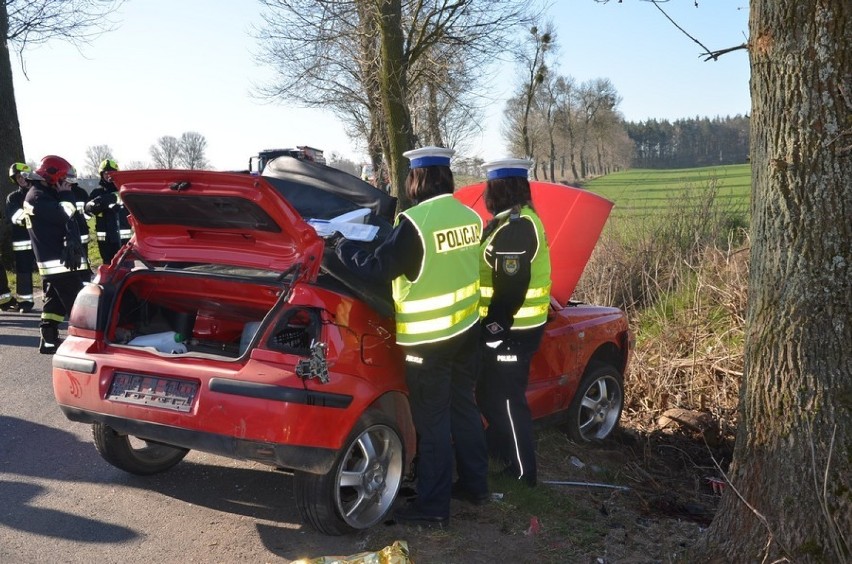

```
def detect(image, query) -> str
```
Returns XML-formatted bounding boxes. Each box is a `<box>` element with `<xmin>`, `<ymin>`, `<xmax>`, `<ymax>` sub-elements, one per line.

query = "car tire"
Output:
<box><xmin>565</xmin><ymin>363</ymin><xmax>624</xmax><ymax>442</ymax></box>
<box><xmin>294</xmin><ymin>412</ymin><xmax>404</xmax><ymax>535</ymax></box>
<box><xmin>92</xmin><ymin>422</ymin><xmax>189</xmax><ymax>475</ymax></box>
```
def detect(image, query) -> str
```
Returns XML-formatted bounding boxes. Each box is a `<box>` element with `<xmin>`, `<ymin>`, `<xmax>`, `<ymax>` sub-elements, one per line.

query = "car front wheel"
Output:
<box><xmin>565</xmin><ymin>363</ymin><xmax>624</xmax><ymax>442</ymax></box>
<box><xmin>92</xmin><ymin>422</ymin><xmax>189</xmax><ymax>475</ymax></box>
<box><xmin>294</xmin><ymin>413</ymin><xmax>404</xmax><ymax>535</ymax></box>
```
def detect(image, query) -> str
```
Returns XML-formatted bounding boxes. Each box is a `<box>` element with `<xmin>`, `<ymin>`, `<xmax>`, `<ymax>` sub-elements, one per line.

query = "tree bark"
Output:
<box><xmin>375</xmin><ymin>0</ymin><xmax>414</xmax><ymax>211</ymax></box>
<box><xmin>699</xmin><ymin>1</ymin><xmax>851</xmax><ymax>561</ymax></box>
<box><xmin>425</xmin><ymin>81</ymin><xmax>444</xmax><ymax>148</ymax></box>
<box><xmin>1</xmin><ymin>3</ymin><xmax>26</xmax><ymax>205</ymax></box>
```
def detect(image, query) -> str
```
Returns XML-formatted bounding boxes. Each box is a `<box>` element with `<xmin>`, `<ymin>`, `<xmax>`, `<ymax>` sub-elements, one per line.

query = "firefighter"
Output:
<box><xmin>6</xmin><ymin>162</ymin><xmax>37</xmax><ymax>312</ymax></box>
<box><xmin>476</xmin><ymin>158</ymin><xmax>551</xmax><ymax>487</ymax></box>
<box><xmin>335</xmin><ymin>147</ymin><xmax>488</xmax><ymax>526</ymax></box>
<box><xmin>66</xmin><ymin>166</ymin><xmax>93</xmax><ymax>256</ymax></box>
<box><xmin>85</xmin><ymin>158</ymin><xmax>131</xmax><ymax>265</ymax></box>
<box><xmin>24</xmin><ymin>155</ymin><xmax>89</xmax><ymax>353</ymax></box>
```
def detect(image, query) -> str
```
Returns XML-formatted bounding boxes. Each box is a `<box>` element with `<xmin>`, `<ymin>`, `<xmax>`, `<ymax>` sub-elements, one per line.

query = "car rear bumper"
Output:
<box><xmin>59</xmin><ymin>405</ymin><xmax>339</xmax><ymax>474</ymax></box>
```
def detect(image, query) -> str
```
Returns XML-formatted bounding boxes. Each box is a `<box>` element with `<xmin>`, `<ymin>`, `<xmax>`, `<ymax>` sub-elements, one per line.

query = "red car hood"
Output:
<box><xmin>113</xmin><ymin>170</ymin><xmax>325</xmax><ymax>281</ymax></box>
<box><xmin>455</xmin><ymin>181</ymin><xmax>613</xmax><ymax>306</ymax></box>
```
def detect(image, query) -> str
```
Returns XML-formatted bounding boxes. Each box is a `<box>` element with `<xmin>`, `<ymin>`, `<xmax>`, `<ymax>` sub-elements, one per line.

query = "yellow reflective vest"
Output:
<box><xmin>479</xmin><ymin>205</ymin><xmax>551</xmax><ymax>330</ymax></box>
<box><xmin>392</xmin><ymin>194</ymin><xmax>482</xmax><ymax>346</ymax></box>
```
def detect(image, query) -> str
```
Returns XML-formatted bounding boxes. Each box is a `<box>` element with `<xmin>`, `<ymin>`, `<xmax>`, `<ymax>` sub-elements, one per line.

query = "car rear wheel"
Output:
<box><xmin>294</xmin><ymin>413</ymin><xmax>404</xmax><ymax>535</ymax></box>
<box><xmin>565</xmin><ymin>363</ymin><xmax>624</xmax><ymax>442</ymax></box>
<box><xmin>92</xmin><ymin>422</ymin><xmax>189</xmax><ymax>475</ymax></box>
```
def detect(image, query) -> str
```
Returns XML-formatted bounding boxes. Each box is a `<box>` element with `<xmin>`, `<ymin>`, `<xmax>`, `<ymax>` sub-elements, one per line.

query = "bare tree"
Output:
<box><xmin>123</xmin><ymin>160</ymin><xmax>149</xmax><ymax>170</ymax></box>
<box><xmin>255</xmin><ymin>0</ymin><xmax>534</xmax><ymax>209</ymax></box>
<box><xmin>1</xmin><ymin>0</ymin><xmax>123</xmax><ymax>202</ymax></box>
<box><xmin>589</xmin><ymin>110</ymin><xmax>632</xmax><ymax>177</ymax></box>
<box><xmin>571</xmin><ymin>78</ymin><xmax>617</xmax><ymax>179</ymax></box>
<box><xmin>409</xmin><ymin>43</ymin><xmax>483</xmax><ymax>155</ymax></box>
<box><xmin>587</xmin><ymin>99</ymin><xmax>629</xmax><ymax>177</ymax></box>
<box><xmin>534</xmin><ymin>73</ymin><xmax>560</xmax><ymax>180</ymax></box>
<box><xmin>177</xmin><ymin>131</ymin><xmax>208</xmax><ymax>170</ymax></box>
<box><xmin>452</xmin><ymin>155</ymin><xmax>484</xmax><ymax>178</ymax></box>
<box><xmin>503</xmin><ymin>70</ymin><xmax>630</xmax><ymax>182</ymax></box>
<box><xmin>326</xmin><ymin>152</ymin><xmax>360</xmax><ymax>177</ymax></box>
<box><xmin>553</xmin><ymin>76</ymin><xmax>580</xmax><ymax>180</ymax></box>
<box><xmin>255</xmin><ymin>1</ymin><xmax>384</xmax><ymax>182</ymax></box>
<box><xmin>515</xmin><ymin>22</ymin><xmax>554</xmax><ymax>162</ymax></box>
<box><xmin>84</xmin><ymin>144</ymin><xmax>114</xmax><ymax>177</ymax></box>
<box><xmin>501</xmin><ymin>94</ymin><xmax>527</xmax><ymax>157</ymax></box>
<box><xmin>150</xmin><ymin>135</ymin><xmax>181</xmax><ymax>168</ymax></box>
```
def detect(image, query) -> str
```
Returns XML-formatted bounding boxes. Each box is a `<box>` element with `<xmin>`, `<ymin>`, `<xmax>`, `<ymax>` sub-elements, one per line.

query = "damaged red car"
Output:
<box><xmin>52</xmin><ymin>157</ymin><xmax>630</xmax><ymax>535</ymax></box>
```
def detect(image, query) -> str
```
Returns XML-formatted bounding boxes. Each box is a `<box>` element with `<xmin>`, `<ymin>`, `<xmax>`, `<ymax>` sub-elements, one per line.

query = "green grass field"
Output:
<box><xmin>583</xmin><ymin>164</ymin><xmax>751</xmax><ymax>219</ymax></box>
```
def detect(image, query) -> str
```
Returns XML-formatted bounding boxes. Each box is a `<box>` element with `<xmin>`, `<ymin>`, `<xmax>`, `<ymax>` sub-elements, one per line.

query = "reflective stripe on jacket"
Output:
<box><xmin>96</xmin><ymin>228</ymin><xmax>132</xmax><ymax>241</ymax></box>
<box><xmin>37</xmin><ymin>258</ymin><xmax>89</xmax><ymax>276</ymax></box>
<box><xmin>24</xmin><ymin>182</ymin><xmax>89</xmax><ymax>277</ymax></box>
<box><xmin>6</xmin><ymin>188</ymin><xmax>31</xmax><ymax>251</ymax></box>
<box><xmin>87</xmin><ymin>183</ymin><xmax>132</xmax><ymax>242</ymax></box>
<box><xmin>392</xmin><ymin>194</ymin><xmax>482</xmax><ymax>346</ymax></box>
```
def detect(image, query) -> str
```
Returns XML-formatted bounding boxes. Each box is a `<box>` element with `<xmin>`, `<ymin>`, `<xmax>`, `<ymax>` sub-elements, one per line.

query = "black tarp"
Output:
<box><xmin>262</xmin><ymin>156</ymin><xmax>397</xmax><ymax>222</ymax></box>
<box><xmin>261</xmin><ymin>156</ymin><xmax>396</xmax><ymax>318</ymax></box>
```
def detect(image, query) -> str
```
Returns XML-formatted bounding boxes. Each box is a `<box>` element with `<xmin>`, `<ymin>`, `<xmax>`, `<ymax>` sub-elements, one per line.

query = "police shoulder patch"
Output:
<box><xmin>502</xmin><ymin>255</ymin><xmax>520</xmax><ymax>275</ymax></box>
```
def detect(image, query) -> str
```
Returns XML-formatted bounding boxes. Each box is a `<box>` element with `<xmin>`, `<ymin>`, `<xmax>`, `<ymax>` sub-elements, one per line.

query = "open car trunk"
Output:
<box><xmin>106</xmin><ymin>168</ymin><xmax>395</xmax><ymax>356</ymax></box>
<box><xmin>106</xmin><ymin>265</ymin><xmax>291</xmax><ymax>359</ymax></box>
<box><xmin>105</xmin><ymin>257</ymin><xmax>392</xmax><ymax>360</ymax></box>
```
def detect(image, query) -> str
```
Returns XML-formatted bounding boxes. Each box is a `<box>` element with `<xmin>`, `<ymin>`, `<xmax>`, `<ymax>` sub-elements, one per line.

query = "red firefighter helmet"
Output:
<box><xmin>35</xmin><ymin>155</ymin><xmax>72</xmax><ymax>185</ymax></box>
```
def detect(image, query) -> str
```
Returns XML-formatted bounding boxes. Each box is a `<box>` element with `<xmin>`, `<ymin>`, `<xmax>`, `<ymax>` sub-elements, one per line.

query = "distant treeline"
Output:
<box><xmin>625</xmin><ymin>115</ymin><xmax>749</xmax><ymax>169</ymax></box>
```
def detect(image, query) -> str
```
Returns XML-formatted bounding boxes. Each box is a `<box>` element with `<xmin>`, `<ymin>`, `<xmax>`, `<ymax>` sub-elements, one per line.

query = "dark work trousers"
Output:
<box><xmin>403</xmin><ymin>324</ymin><xmax>487</xmax><ymax>518</ymax></box>
<box><xmin>0</xmin><ymin>267</ymin><xmax>11</xmax><ymax>301</ymax></box>
<box><xmin>97</xmin><ymin>240</ymin><xmax>123</xmax><ymax>266</ymax></box>
<box><xmin>40</xmin><ymin>272</ymin><xmax>86</xmax><ymax>329</ymax></box>
<box><xmin>478</xmin><ymin>327</ymin><xmax>544</xmax><ymax>486</ymax></box>
<box><xmin>13</xmin><ymin>249</ymin><xmax>35</xmax><ymax>304</ymax></box>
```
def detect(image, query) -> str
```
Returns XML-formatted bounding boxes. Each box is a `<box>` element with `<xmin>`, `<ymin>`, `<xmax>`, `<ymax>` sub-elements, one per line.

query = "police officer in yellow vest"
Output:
<box><xmin>477</xmin><ymin>158</ymin><xmax>551</xmax><ymax>487</ymax></box>
<box><xmin>335</xmin><ymin>146</ymin><xmax>488</xmax><ymax>526</ymax></box>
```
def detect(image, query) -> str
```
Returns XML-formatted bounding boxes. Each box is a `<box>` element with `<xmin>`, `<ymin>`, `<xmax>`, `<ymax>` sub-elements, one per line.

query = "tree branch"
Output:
<box><xmin>701</xmin><ymin>43</ymin><xmax>749</xmax><ymax>62</ymax></box>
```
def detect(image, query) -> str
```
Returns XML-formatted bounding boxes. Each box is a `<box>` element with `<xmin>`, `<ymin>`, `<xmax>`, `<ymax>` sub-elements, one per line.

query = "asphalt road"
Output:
<box><xmin>0</xmin><ymin>309</ymin><xmax>399</xmax><ymax>563</ymax></box>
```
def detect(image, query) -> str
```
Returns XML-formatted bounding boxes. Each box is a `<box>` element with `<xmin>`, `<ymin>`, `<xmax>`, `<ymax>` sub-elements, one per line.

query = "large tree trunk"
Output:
<box><xmin>1</xmin><ymin>3</ymin><xmax>26</xmax><ymax>205</ymax></box>
<box><xmin>375</xmin><ymin>0</ymin><xmax>414</xmax><ymax>211</ymax></box>
<box><xmin>425</xmin><ymin>81</ymin><xmax>444</xmax><ymax>147</ymax></box>
<box><xmin>700</xmin><ymin>1</ymin><xmax>851</xmax><ymax>561</ymax></box>
<box><xmin>1</xmin><ymin>4</ymin><xmax>25</xmax><ymax>269</ymax></box>
<box><xmin>355</xmin><ymin>1</ymin><xmax>387</xmax><ymax>191</ymax></box>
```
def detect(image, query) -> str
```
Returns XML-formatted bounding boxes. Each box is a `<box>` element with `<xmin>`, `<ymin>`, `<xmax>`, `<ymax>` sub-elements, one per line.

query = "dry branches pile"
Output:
<box><xmin>575</xmin><ymin>183</ymin><xmax>749</xmax><ymax>446</ymax></box>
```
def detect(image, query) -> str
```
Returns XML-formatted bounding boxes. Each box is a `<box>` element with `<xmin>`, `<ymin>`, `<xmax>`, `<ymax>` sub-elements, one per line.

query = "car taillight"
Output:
<box><xmin>69</xmin><ymin>283</ymin><xmax>103</xmax><ymax>331</ymax></box>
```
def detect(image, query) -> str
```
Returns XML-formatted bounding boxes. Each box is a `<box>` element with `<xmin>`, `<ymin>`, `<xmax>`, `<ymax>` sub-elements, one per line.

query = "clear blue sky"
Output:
<box><xmin>12</xmin><ymin>0</ymin><xmax>750</xmax><ymax>175</ymax></box>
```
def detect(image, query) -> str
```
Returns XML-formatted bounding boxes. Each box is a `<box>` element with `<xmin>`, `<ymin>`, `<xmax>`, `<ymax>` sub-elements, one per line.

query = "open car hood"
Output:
<box><xmin>455</xmin><ymin>181</ymin><xmax>613</xmax><ymax>306</ymax></box>
<box><xmin>114</xmin><ymin>170</ymin><xmax>325</xmax><ymax>281</ymax></box>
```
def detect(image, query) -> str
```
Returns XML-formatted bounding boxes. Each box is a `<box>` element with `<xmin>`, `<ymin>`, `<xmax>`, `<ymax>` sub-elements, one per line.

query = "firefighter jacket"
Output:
<box><xmin>71</xmin><ymin>185</ymin><xmax>92</xmax><ymax>244</ymax></box>
<box><xmin>24</xmin><ymin>182</ymin><xmax>89</xmax><ymax>277</ymax></box>
<box><xmin>6</xmin><ymin>186</ymin><xmax>32</xmax><ymax>251</ymax></box>
<box><xmin>479</xmin><ymin>205</ymin><xmax>551</xmax><ymax>336</ymax></box>
<box><xmin>85</xmin><ymin>179</ymin><xmax>132</xmax><ymax>244</ymax></box>
<box><xmin>391</xmin><ymin>194</ymin><xmax>482</xmax><ymax>346</ymax></box>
